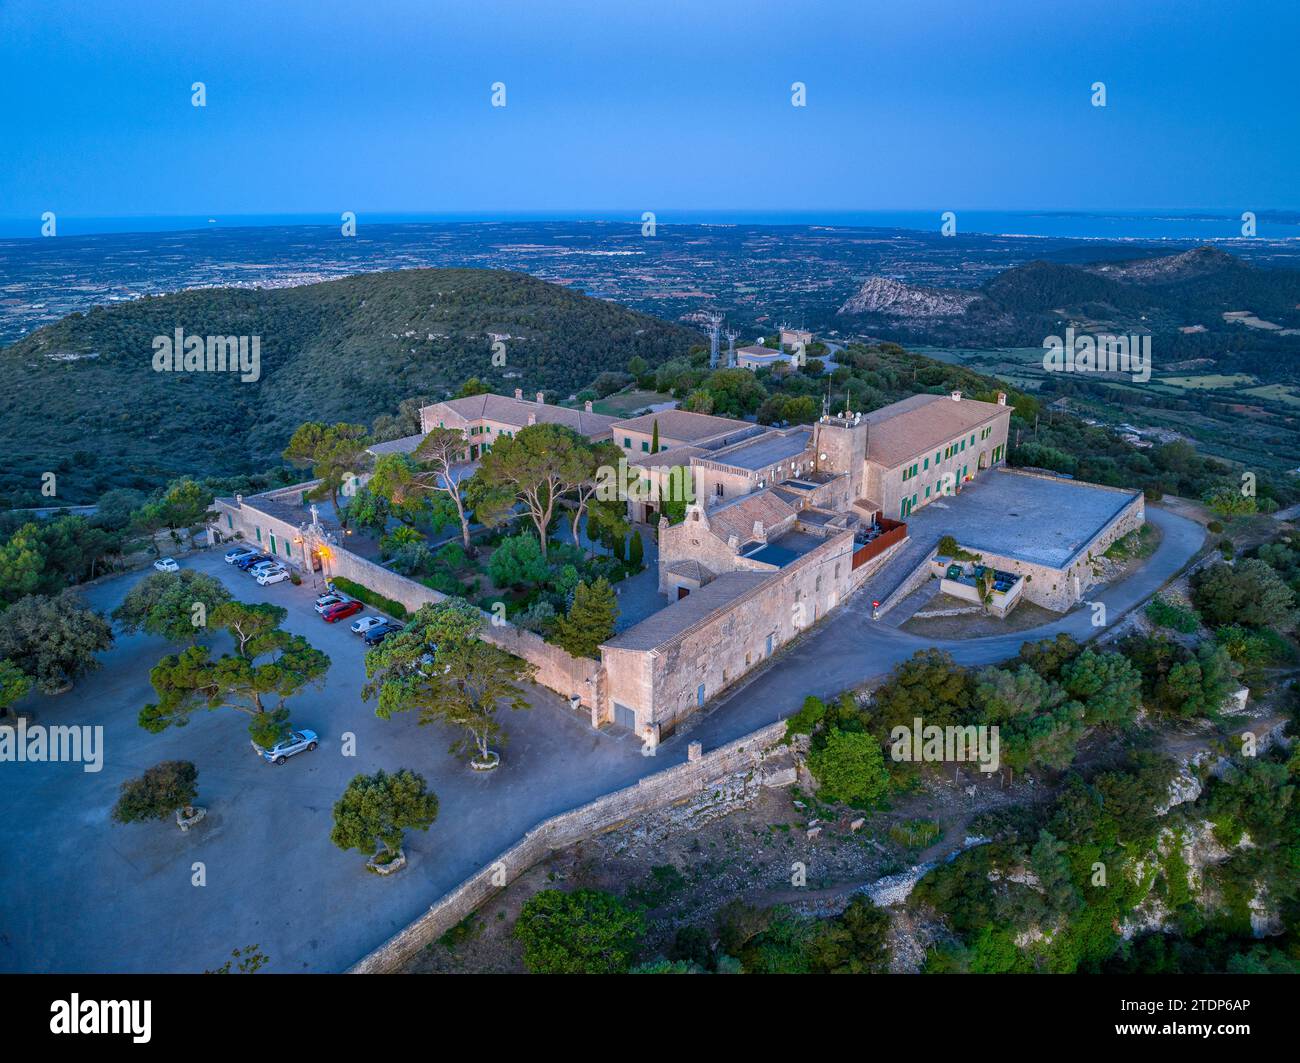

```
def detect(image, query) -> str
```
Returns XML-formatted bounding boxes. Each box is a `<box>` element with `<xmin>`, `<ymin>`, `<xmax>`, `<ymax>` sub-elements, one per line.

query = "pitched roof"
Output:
<box><xmin>424</xmin><ymin>394</ymin><xmax>619</xmax><ymax>437</ymax></box>
<box><xmin>666</xmin><ymin>559</ymin><xmax>713</xmax><ymax>582</ymax></box>
<box><xmin>602</xmin><ymin>571</ymin><xmax>772</xmax><ymax>651</ymax></box>
<box><xmin>366</xmin><ymin>433</ymin><xmax>424</xmax><ymax>457</ymax></box>
<box><xmin>611</xmin><ymin>409</ymin><xmax>751</xmax><ymax>443</ymax></box>
<box><xmin>705</xmin><ymin>488</ymin><xmax>797</xmax><ymax>544</ymax></box>
<box><xmin>864</xmin><ymin>393</ymin><xmax>1007</xmax><ymax>468</ymax></box>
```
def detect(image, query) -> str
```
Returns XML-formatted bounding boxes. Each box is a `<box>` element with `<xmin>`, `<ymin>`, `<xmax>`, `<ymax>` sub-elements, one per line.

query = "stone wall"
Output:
<box><xmin>647</xmin><ymin>530</ymin><xmax>855</xmax><ymax>735</ymax></box>
<box><xmin>348</xmin><ymin>719</ymin><xmax>792</xmax><ymax>974</ymax></box>
<box><xmin>960</xmin><ymin>484</ymin><xmax>1145</xmax><ymax>612</ymax></box>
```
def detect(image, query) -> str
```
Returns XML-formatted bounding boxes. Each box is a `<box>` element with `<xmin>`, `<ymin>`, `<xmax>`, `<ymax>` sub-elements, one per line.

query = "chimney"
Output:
<box><xmin>535</xmin><ymin>391</ymin><xmax>545</xmax><ymax>404</ymax></box>
<box><xmin>527</xmin><ymin>412</ymin><xmax>536</xmax><ymax>426</ymax></box>
<box><xmin>996</xmin><ymin>391</ymin><xmax>1007</xmax><ymax>406</ymax></box>
<box><xmin>514</xmin><ymin>388</ymin><xmax>523</xmax><ymax>400</ymax></box>
<box><xmin>584</xmin><ymin>400</ymin><xmax>593</xmax><ymax>413</ymax></box>
<box><xmin>950</xmin><ymin>390</ymin><xmax>962</xmax><ymax>402</ymax></box>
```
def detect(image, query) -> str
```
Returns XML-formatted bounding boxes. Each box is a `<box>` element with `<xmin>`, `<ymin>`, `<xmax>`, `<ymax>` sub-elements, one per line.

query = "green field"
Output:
<box><xmin>590</xmin><ymin>389</ymin><xmax>674</xmax><ymax>416</ymax></box>
<box><xmin>1159</xmin><ymin>373</ymin><xmax>1258</xmax><ymax>389</ymax></box>
<box><xmin>1241</xmin><ymin>384</ymin><xmax>1300</xmax><ymax>408</ymax></box>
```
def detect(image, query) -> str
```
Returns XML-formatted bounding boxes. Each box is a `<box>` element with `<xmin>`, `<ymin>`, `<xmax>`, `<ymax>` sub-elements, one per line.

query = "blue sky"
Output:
<box><xmin>1</xmin><ymin>0</ymin><xmax>1296</xmax><ymax>220</ymax></box>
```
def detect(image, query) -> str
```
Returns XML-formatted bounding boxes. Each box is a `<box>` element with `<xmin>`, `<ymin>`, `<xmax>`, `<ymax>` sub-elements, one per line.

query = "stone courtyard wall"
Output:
<box><xmin>961</xmin><ymin>482</ymin><xmax>1145</xmax><ymax>612</ymax></box>
<box><xmin>348</xmin><ymin>719</ymin><xmax>791</xmax><ymax>974</ymax></box>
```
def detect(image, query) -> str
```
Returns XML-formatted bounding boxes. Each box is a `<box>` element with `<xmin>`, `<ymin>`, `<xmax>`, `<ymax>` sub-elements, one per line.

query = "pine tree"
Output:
<box><xmin>650</xmin><ymin>419</ymin><xmax>660</xmax><ymax>454</ymax></box>
<box><xmin>628</xmin><ymin>529</ymin><xmax>644</xmax><ymax>570</ymax></box>
<box><xmin>552</xmin><ymin>578</ymin><xmax>619</xmax><ymax>659</ymax></box>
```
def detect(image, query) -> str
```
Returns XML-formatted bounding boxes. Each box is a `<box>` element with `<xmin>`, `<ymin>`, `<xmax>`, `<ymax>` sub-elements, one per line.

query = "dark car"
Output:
<box><xmin>322</xmin><ymin>600</ymin><xmax>364</xmax><ymax>623</ymax></box>
<box><xmin>235</xmin><ymin>553</ymin><xmax>274</xmax><ymax>571</ymax></box>
<box><xmin>362</xmin><ymin>620</ymin><xmax>404</xmax><ymax>647</ymax></box>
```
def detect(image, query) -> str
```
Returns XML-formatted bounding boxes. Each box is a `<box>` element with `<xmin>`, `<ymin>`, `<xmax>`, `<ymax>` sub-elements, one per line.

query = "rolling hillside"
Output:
<box><xmin>0</xmin><ymin>269</ymin><xmax>702</xmax><ymax>503</ymax></box>
<box><xmin>838</xmin><ymin>247</ymin><xmax>1300</xmax><ymax>377</ymax></box>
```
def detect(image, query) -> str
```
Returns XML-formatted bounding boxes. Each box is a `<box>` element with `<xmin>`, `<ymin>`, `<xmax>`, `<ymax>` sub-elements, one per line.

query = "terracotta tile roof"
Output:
<box><xmin>864</xmin><ymin>394</ymin><xmax>1007</xmax><ymax>468</ymax></box>
<box><xmin>666</xmin><ymin>559</ymin><xmax>713</xmax><ymax>582</ymax></box>
<box><xmin>705</xmin><ymin>488</ymin><xmax>797</xmax><ymax>544</ymax></box>
<box><xmin>423</xmin><ymin>394</ymin><xmax>619</xmax><ymax>438</ymax></box>
<box><xmin>612</xmin><ymin>409</ymin><xmax>751</xmax><ymax>443</ymax></box>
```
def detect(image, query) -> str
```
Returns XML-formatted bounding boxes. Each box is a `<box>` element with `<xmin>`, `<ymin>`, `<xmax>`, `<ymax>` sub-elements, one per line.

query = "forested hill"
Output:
<box><xmin>0</xmin><ymin>269</ymin><xmax>702</xmax><ymax>502</ymax></box>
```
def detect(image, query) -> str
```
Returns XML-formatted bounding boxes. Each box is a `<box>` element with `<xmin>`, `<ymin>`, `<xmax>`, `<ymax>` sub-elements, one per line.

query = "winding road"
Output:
<box><xmin>0</xmin><ymin>505</ymin><xmax>1202</xmax><ymax>973</ymax></box>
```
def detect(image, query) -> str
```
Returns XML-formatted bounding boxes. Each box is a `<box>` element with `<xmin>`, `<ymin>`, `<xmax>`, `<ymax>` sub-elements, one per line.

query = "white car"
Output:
<box><xmin>252</xmin><ymin>728</ymin><xmax>318</xmax><ymax>765</ymax></box>
<box><xmin>351</xmin><ymin>616</ymin><xmax>387</xmax><ymax>636</ymax></box>
<box><xmin>256</xmin><ymin>569</ymin><xmax>290</xmax><ymax>586</ymax></box>
<box><xmin>248</xmin><ymin>561</ymin><xmax>283</xmax><ymax>577</ymax></box>
<box><xmin>314</xmin><ymin>594</ymin><xmax>349</xmax><ymax>614</ymax></box>
<box><xmin>153</xmin><ymin>557</ymin><xmax>179</xmax><ymax>573</ymax></box>
<box><xmin>224</xmin><ymin>546</ymin><xmax>256</xmax><ymax>564</ymax></box>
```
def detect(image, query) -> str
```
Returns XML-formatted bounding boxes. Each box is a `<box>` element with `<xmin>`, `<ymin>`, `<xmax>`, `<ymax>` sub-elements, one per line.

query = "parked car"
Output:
<box><xmin>350</xmin><ymin>615</ymin><xmax>387</xmax><ymax>636</ymax></box>
<box><xmin>153</xmin><ymin>557</ymin><xmax>179</xmax><ymax>573</ymax></box>
<box><xmin>256</xmin><ymin>568</ymin><xmax>290</xmax><ymax>586</ymax></box>
<box><xmin>362</xmin><ymin>620</ymin><xmax>404</xmax><ymax>646</ymax></box>
<box><xmin>248</xmin><ymin>561</ymin><xmax>284</xmax><ymax>576</ymax></box>
<box><xmin>314</xmin><ymin>593</ymin><xmax>349</xmax><ymax>613</ymax></box>
<box><xmin>235</xmin><ymin>553</ymin><xmax>274</xmax><ymax>571</ymax></box>
<box><xmin>251</xmin><ymin>728</ymin><xmax>319</xmax><ymax>765</ymax></box>
<box><xmin>322</xmin><ymin>600</ymin><xmax>363</xmax><ymax>623</ymax></box>
<box><xmin>224</xmin><ymin>546</ymin><xmax>257</xmax><ymax>564</ymax></box>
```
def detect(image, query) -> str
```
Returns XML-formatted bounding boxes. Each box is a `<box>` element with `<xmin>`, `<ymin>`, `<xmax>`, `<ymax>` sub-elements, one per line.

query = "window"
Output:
<box><xmin>923</xmin><ymin>457</ymin><xmax>929</xmax><ymax>470</ymax></box>
<box><xmin>641</xmin><ymin>441</ymin><xmax>649</xmax><ymax>452</ymax></box>
<box><xmin>935</xmin><ymin>451</ymin><xmax>941</xmax><ymax>465</ymax></box>
<box><xmin>255</xmin><ymin>527</ymin><xmax>261</xmax><ymax>542</ymax></box>
<box><xmin>715</xmin><ymin>483</ymin><xmax>724</xmax><ymax>497</ymax></box>
<box><xmin>226</xmin><ymin>514</ymin><xmax>233</xmax><ymax>530</ymax></box>
<box><xmin>970</xmin><ymin>433</ymin><xmax>975</xmax><ymax>445</ymax></box>
<box><xmin>623</xmin><ymin>437</ymin><xmax>631</xmax><ymax>447</ymax></box>
<box><xmin>697</xmin><ymin>684</ymin><xmax>705</xmax><ymax>707</ymax></box>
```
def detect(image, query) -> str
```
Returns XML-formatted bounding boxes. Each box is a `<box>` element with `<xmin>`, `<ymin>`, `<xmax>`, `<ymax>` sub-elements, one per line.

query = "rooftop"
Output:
<box><xmin>741</xmin><ymin>529</ymin><xmax>824</xmax><ymax>568</ymax></box>
<box><xmin>913</xmin><ymin>468</ymin><xmax>1141</xmax><ymax>568</ymax></box>
<box><xmin>705</xmin><ymin>488</ymin><xmax>797</xmax><ymax>544</ymax></box>
<box><xmin>602</xmin><ymin>571</ymin><xmax>772</xmax><ymax>652</ymax></box>
<box><xmin>366</xmin><ymin>433</ymin><xmax>424</xmax><ymax>457</ymax></box>
<box><xmin>611</xmin><ymin>409</ymin><xmax>750</xmax><ymax>443</ymax></box>
<box><xmin>863</xmin><ymin>393</ymin><xmax>1007</xmax><ymax>469</ymax></box>
<box><xmin>424</xmin><ymin>393</ymin><xmax>620</xmax><ymax>438</ymax></box>
<box><xmin>709</xmin><ymin>428</ymin><xmax>813</xmax><ymax>472</ymax></box>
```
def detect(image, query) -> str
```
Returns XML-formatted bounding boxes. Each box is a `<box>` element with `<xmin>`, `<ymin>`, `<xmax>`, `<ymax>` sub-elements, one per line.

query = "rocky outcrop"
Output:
<box><xmin>838</xmin><ymin>276</ymin><xmax>980</xmax><ymax>318</ymax></box>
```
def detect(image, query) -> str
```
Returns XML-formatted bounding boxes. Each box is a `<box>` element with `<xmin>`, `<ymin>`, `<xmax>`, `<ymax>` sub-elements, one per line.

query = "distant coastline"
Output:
<box><xmin>2</xmin><ymin>208</ymin><xmax>1299</xmax><ymax>242</ymax></box>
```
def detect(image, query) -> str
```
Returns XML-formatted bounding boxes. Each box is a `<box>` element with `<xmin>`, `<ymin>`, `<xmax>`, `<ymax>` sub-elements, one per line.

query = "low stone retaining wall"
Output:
<box><xmin>348</xmin><ymin>718</ymin><xmax>790</xmax><ymax>973</ymax></box>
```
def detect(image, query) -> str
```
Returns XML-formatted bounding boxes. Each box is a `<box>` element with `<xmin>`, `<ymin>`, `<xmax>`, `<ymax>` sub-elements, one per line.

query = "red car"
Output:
<box><xmin>322</xmin><ymin>600</ymin><xmax>364</xmax><ymax>623</ymax></box>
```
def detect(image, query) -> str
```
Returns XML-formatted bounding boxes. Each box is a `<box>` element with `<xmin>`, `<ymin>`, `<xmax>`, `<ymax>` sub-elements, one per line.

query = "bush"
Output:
<box><xmin>807</xmin><ymin>729</ymin><xmax>889</xmax><ymax>806</ymax></box>
<box><xmin>514</xmin><ymin>889</ymin><xmax>644</xmax><ymax>974</ymax></box>
<box><xmin>1145</xmin><ymin>596</ymin><xmax>1201</xmax><ymax>634</ymax></box>
<box><xmin>888</xmin><ymin>819</ymin><xmax>942</xmax><ymax>849</ymax></box>
<box><xmin>330</xmin><ymin>576</ymin><xmax>409</xmax><ymax>620</ymax></box>
<box><xmin>112</xmin><ymin>761</ymin><xmax>199</xmax><ymax>824</ymax></box>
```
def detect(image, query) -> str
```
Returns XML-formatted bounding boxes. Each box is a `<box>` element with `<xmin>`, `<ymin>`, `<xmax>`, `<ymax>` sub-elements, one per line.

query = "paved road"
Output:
<box><xmin>0</xmin><ymin>505</ymin><xmax>1202</xmax><ymax>973</ymax></box>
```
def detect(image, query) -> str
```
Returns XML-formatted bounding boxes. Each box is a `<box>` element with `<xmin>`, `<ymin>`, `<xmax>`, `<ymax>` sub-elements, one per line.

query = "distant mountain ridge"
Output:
<box><xmin>837</xmin><ymin>246</ymin><xmax>1300</xmax><ymax>362</ymax></box>
<box><xmin>0</xmin><ymin>268</ymin><xmax>701</xmax><ymax>502</ymax></box>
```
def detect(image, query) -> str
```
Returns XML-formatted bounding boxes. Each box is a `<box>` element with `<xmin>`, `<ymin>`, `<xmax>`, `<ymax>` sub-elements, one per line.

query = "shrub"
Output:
<box><xmin>1145</xmin><ymin>595</ymin><xmax>1200</xmax><ymax>634</ymax></box>
<box><xmin>112</xmin><ymin>761</ymin><xmax>199</xmax><ymax>824</ymax></box>
<box><xmin>888</xmin><ymin>819</ymin><xmax>942</xmax><ymax>849</ymax></box>
<box><xmin>514</xmin><ymin>889</ymin><xmax>644</xmax><ymax>974</ymax></box>
<box><xmin>330</xmin><ymin>576</ymin><xmax>409</xmax><ymax>620</ymax></box>
<box><xmin>807</xmin><ymin>729</ymin><xmax>889</xmax><ymax>806</ymax></box>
